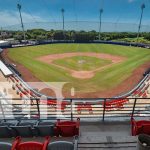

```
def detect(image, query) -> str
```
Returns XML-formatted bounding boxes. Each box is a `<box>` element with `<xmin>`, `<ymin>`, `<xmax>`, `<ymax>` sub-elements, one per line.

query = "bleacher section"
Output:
<box><xmin>0</xmin><ymin>59</ymin><xmax>150</xmax><ymax>149</ymax></box>
<box><xmin>0</xmin><ymin>69</ymin><xmax>148</xmax><ymax>122</ymax></box>
<box><xmin>0</xmin><ymin>119</ymin><xmax>80</xmax><ymax>138</ymax></box>
<box><xmin>0</xmin><ymin>136</ymin><xmax>78</xmax><ymax>150</ymax></box>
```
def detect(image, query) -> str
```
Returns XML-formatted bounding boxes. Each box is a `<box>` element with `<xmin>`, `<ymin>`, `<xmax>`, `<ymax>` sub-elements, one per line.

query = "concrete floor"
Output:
<box><xmin>77</xmin><ymin>121</ymin><xmax>138</xmax><ymax>149</ymax></box>
<box><xmin>80</xmin><ymin>121</ymin><xmax>131</xmax><ymax>136</ymax></box>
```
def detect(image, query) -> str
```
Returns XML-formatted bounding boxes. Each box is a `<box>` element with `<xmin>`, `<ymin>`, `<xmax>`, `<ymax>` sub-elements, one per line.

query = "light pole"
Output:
<box><xmin>17</xmin><ymin>3</ymin><xmax>26</xmax><ymax>41</ymax></box>
<box><xmin>99</xmin><ymin>9</ymin><xmax>103</xmax><ymax>41</ymax></box>
<box><xmin>137</xmin><ymin>3</ymin><xmax>145</xmax><ymax>43</ymax></box>
<box><xmin>61</xmin><ymin>8</ymin><xmax>65</xmax><ymax>40</ymax></box>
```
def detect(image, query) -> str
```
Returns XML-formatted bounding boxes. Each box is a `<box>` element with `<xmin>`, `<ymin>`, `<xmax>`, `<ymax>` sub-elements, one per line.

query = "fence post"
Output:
<box><xmin>36</xmin><ymin>98</ymin><xmax>40</xmax><ymax>118</ymax></box>
<box><xmin>102</xmin><ymin>99</ymin><xmax>106</xmax><ymax>122</ymax></box>
<box><xmin>131</xmin><ymin>98</ymin><xmax>137</xmax><ymax>118</ymax></box>
<box><xmin>70</xmin><ymin>99</ymin><xmax>73</xmax><ymax>121</ymax></box>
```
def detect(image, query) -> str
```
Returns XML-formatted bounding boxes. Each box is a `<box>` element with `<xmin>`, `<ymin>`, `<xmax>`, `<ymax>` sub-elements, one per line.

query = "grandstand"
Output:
<box><xmin>0</xmin><ymin>47</ymin><xmax>150</xmax><ymax>149</ymax></box>
<box><xmin>0</xmin><ymin>0</ymin><xmax>150</xmax><ymax>149</ymax></box>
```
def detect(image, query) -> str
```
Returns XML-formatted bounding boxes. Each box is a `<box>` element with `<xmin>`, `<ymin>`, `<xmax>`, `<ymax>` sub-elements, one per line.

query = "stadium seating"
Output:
<box><xmin>0</xmin><ymin>136</ymin><xmax>78</xmax><ymax>150</ymax></box>
<box><xmin>47</xmin><ymin>141</ymin><xmax>76</xmax><ymax>150</ymax></box>
<box><xmin>0</xmin><ymin>119</ymin><xmax>81</xmax><ymax>138</ymax></box>
<box><xmin>34</xmin><ymin>123</ymin><xmax>54</xmax><ymax>137</ymax></box>
<box><xmin>11</xmin><ymin>125</ymin><xmax>35</xmax><ymax>137</ymax></box>
<box><xmin>55</xmin><ymin>118</ymin><xmax>80</xmax><ymax>137</ymax></box>
<box><xmin>103</xmin><ymin>99</ymin><xmax>128</xmax><ymax>111</ymax></box>
<box><xmin>131</xmin><ymin>81</ymin><xmax>149</xmax><ymax>98</ymax></box>
<box><xmin>0</xmin><ymin>120</ymin><xmax>19</xmax><ymax>126</ymax></box>
<box><xmin>11</xmin><ymin>136</ymin><xmax>50</xmax><ymax>150</ymax></box>
<box><xmin>131</xmin><ymin>117</ymin><xmax>150</xmax><ymax>136</ymax></box>
<box><xmin>76</xmin><ymin>102</ymin><xmax>93</xmax><ymax>114</ymax></box>
<box><xmin>0</xmin><ymin>142</ymin><xmax>12</xmax><ymax>150</ymax></box>
<box><xmin>40</xmin><ymin>100</ymin><xmax>70</xmax><ymax>112</ymax></box>
<box><xmin>0</xmin><ymin>126</ymin><xmax>13</xmax><ymax>138</ymax></box>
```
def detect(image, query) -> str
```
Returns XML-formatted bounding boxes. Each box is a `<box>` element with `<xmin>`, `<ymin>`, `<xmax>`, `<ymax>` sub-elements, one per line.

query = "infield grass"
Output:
<box><xmin>53</xmin><ymin>56</ymin><xmax>112</xmax><ymax>71</ymax></box>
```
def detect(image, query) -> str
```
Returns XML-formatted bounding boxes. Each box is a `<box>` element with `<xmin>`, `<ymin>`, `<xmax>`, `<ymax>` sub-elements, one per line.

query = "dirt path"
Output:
<box><xmin>2</xmin><ymin>49</ymin><xmax>150</xmax><ymax>98</ymax></box>
<box><xmin>37</xmin><ymin>52</ymin><xmax>126</xmax><ymax>79</ymax></box>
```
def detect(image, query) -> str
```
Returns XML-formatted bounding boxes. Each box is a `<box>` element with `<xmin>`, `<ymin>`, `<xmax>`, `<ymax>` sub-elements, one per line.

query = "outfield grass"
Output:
<box><xmin>8</xmin><ymin>44</ymin><xmax>150</xmax><ymax>94</ymax></box>
<box><xmin>53</xmin><ymin>56</ymin><xmax>112</xmax><ymax>71</ymax></box>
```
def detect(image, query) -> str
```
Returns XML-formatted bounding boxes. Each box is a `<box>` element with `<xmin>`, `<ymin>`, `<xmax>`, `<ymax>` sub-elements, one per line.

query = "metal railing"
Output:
<box><xmin>0</xmin><ymin>97</ymin><xmax>150</xmax><ymax>122</ymax></box>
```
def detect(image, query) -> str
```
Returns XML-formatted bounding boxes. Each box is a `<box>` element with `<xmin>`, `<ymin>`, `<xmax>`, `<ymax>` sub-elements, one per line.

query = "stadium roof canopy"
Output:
<box><xmin>0</xmin><ymin>40</ymin><xmax>8</xmax><ymax>44</ymax></box>
<box><xmin>0</xmin><ymin>60</ymin><xmax>13</xmax><ymax>76</ymax></box>
<box><xmin>0</xmin><ymin>40</ymin><xmax>10</xmax><ymax>47</ymax></box>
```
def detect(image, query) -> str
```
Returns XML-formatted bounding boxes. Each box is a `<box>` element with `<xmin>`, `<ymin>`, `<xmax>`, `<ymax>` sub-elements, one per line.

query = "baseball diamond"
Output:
<box><xmin>5</xmin><ymin>43</ymin><xmax>150</xmax><ymax>98</ymax></box>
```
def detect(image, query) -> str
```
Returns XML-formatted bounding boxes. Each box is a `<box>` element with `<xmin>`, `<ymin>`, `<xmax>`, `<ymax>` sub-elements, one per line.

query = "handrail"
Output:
<box><xmin>0</xmin><ymin>97</ymin><xmax>150</xmax><ymax>122</ymax></box>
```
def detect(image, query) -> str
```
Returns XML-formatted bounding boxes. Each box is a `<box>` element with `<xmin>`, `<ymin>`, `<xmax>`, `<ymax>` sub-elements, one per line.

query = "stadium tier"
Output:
<box><xmin>0</xmin><ymin>45</ymin><xmax>150</xmax><ymax>149</ymax></box>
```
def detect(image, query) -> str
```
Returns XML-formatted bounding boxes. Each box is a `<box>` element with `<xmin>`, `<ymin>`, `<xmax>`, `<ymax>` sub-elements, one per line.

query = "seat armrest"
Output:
<box><xmin>56</xmin><ymin>119</ymin><xmax>60</xmax><ymax>126</ymax></box>
<box><xmin>11</xmin><ymin>136</ymin><xmax>21</xmax><ymax>150</ymax></box>
<box><xmin>35</xmin><ymin>120</ymin><xmax>39</xmax><ymax>126</ymax></box>
<box><xmin>76</xmin><ymin>118</ymin><xmax>80</xmax><ymax>128</ymax></box>
<box><xmin>131</xmin><ymin>117</ymin><xmax>137</xmax><ymax>136</ymax></box>
<box><xmin>54</xmin><ymin>126</ymin><xmax>59</xmax><ymax>137</ymax></box>
<box><xmin>73</xmin><ymin>136</ymin><xmax>78</xmax><ymax>150</ymax></box>
<box><xmin>42</xmin><ymin>136</ymin><xmax>50</xmax><ymax>150</ymax></box>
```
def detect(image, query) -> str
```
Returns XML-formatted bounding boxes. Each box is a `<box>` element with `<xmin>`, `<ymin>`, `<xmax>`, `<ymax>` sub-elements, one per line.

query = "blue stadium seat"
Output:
<box><xmin>0</xmin><ymin>142</ymin><xmax>12</xmax><ymax>150</ymax></box>
<box><xmin>11</xmin><ymin>125</ymin><xmax>34</xmax><ymax>137</ymax></box>
<box><xmin>47</xmin><ymin>141</ymin><xmax>75</xmax><ymax>150</ymax></box>
<box><xmin>0</xmin><ymin>126</ymin><xmax>12</xmax><ymax>138</ymax></box>
<box><xmin>34</xmin><ymin>125</ymin><xmax>54</xmax><ymax>137</ymax></box>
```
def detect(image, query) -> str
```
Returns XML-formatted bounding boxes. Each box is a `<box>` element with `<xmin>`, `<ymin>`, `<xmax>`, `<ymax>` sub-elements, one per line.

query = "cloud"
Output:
<box><xmin>0</xmin><ymin>10</ymin><xmax>47</xmax><ymax>28</ymax></box>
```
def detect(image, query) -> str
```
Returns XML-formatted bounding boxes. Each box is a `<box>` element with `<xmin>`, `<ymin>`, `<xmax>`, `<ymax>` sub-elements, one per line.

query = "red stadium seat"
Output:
<box><xmin>132</xmin><ymin>90</ymin><xmax>139</xmax><ymax>96</ymax></box>
<box><xmin>11</xmin><ymin>136</ymin><xmax>50</xmax><ymax>150</ymax></box>
<box><xmin>131</xmin><ymin>117</ymin><xmax>150</xmax><ymax>136</ymax></box>
<box><xmin>13</xmin><ymin>76</ymin><xmax>19</xmax><ymax>82</ymax></box>
<box><xmin>142</xmin><ymin>92</ymin><xmax>147</xmax><ymax>98</ymax></box>
<box><xmin>77</xmin><ymin>102</ymin><xmax>93</xmax><ymax>114</ymax></box>
<box><xmin>40</xmin><ymin>100</ymin><xmax>70</xmax><ymax>112</ymax></box>
<box><xmin>103</xmin><ymin>99</ymin><xmax>128</xmax><ymax>111</ymax></box>
<box><xmin>10</xmin><ymin>76</ymin><xmax>15</xmax><ymax>82</ymax></box>
<box><xmin>55</xmin><ymin>118</ymin><xmax>80</xmax><ymax>137</ymax></box>
<box><xmin>103</xmin><ymin>101</ymin><xmax>113</xmax><ymax>111</ymax></box>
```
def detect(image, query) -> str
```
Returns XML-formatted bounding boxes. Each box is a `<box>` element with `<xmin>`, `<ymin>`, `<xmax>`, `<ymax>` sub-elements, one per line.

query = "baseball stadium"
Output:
<box><xmin>0</xmin><ymin>0</ymin><xmax>150</xmax><ymax>149</ymax></box>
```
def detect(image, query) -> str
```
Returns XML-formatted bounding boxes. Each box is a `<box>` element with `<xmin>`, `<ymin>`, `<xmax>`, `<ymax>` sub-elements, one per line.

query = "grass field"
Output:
<box><xmin>53</xmin><ymin>56</ymin><xmax>112</xmax><ymax>71</ymax></box>
<box><xmin>8</xmin><ymin>44</ymin><xmax>150</xmax><ymax>95</ymax></box>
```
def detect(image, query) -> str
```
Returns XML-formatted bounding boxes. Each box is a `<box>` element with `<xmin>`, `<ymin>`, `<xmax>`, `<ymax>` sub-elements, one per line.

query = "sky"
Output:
<box><xmin>0</xmin><ymin>0</ymin><xmax>150</xmax><ymax>31</ymax></box>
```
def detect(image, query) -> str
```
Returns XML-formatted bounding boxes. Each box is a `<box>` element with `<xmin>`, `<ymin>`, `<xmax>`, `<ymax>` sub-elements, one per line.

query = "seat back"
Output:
<box><xmin>11</xmin><ymin>136</ymin><xmax>50</xmax><ymax>150</ymax></box>
<box><xmin>58</xmin><ymin>125</ymin><xmax>77</xmax><ymax>137</ymax></box>
<box><xmin>0</xmin><ymin>142</ymin><xmax>12</xmax><ymax>150</ymax></box>
<box><xmin>0</xmin><ymin>126</ymin><xmax>12</xmax><ymax>138</ymax></box>
<box><xmin>1</xmin><ymin>120</ymin><xmax>18</xmax><ymax>126</ymax></box>
<box><xmin>38</xmin><ymin>121</ymin><xmax>54</xmax><ymax>126</ymax></box>
<box><xmin>35</xmin><ymin>125</ymin><xmax>54</xmax><ymax>137</ymax></box>
<box><xmin>47</xmin><ymin>141</ymin><xmax>74</xmax><ymax>150</ymax></box>
<box><xmin>18</xmin><ymin>120</ymin><xmax>37</xmax><ymax>126</ymax></box>
<box><xmin>136</xmin><ymin>120</ymin><xmax>150</xmax><ymax>126</ymax></box>
<box><xmin>17</xmin><ymin>142</ymin><xmax>43</xmax><ymax>150</ymax></box>
<box><xmin>142</xmin><ymin>125</ymin><xmax>150</xmax><ymax>135</ymax></box>
<box><xmin>11</xmin><ymin>126</ymin><xmax>33</xmax><ymax>137</ymax></box>
<box><xmin>131</xmin><ymin>118</ymin><xmax>150</xmax><ymax>136</ymax></box>
<box><xmin>56</xmin><ymin>119</ymin><xmax>80</xmax><ymax>137</ymax></box>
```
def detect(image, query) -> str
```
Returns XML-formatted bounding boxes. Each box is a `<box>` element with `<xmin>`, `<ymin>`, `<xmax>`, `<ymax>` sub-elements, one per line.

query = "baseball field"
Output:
<box><xmin>7</xmin><ymin>43</ymin><xmax>150</xmax><ymax>97</ymax></box>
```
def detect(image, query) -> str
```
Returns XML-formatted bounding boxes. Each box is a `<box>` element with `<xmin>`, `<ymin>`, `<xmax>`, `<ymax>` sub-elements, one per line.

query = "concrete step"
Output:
<box><xmin>78</xmin><ymin>134</ymin><xmax>138</xmax><ymax>150</ymax></box>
